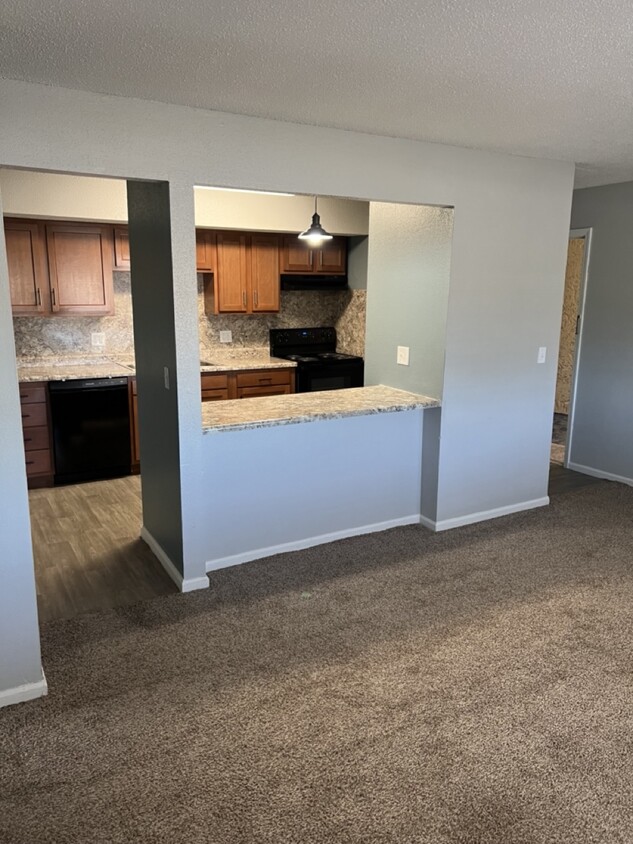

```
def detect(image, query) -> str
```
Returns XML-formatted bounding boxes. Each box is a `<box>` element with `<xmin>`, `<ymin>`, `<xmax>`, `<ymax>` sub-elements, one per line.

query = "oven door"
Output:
<box><xmin>296</xmin><ymin>360</ymin><xmax>364</xmax><ymax>392</ymax></box>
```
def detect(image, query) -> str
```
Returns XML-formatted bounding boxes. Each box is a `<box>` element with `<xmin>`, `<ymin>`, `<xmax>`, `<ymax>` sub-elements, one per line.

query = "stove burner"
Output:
<box><xmin>285</xmin><ymin>354</ymin><xmax>321</xmax><ymax>363</ymax></box>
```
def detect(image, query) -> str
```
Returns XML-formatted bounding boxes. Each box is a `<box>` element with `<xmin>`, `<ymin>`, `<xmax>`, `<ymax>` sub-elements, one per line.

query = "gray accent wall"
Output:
<box><xmin>0</xmin><ymin>187</ymin><xmax>45</xmax><ymax>700</ymax></box>
<box><xmin>569</xmin><ymin>182</ymin><xmax>633</xmax><ymax>482</ymax></box>
<box><xmin>127</xmin><ymin>181</ymin><xmax>185</xmax><ymax>574</ymax></box>
<box><xmin>364</xmin><ymin>202</ymin><xmax>453</xmax><ymax>398</ymax></box>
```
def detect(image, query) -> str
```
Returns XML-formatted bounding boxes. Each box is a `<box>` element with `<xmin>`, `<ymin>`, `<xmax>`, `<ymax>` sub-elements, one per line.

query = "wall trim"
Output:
<box><xmin>206</xmin><ymin>514</ymin><xmax>421</xmax><ymax>572</ymax></box>
<box><xmin>141</xmin><ymin>527</ymin><xmax>209</xmax><ymax>592</ymax></box>
<box><xmin>567</xmin><ymin>462</ymin><xmax>633</xmax><ymax>487</ymax></box>
<box><xmin>0</xmin><ymin>670</ymin><xmax>47</xmax><ymax>709</ymax></box>
<box><xmin>420</xmin><ymin>497</ymin><xmax>550</xmax><ymax>532</ymax></box>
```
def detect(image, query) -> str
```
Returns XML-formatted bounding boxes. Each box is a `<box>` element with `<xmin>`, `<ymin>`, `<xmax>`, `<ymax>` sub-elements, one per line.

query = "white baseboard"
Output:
<box><xmin>141</xmin><ymin>527</ymin><xmax>209</xmax><ymax>593</ymax></box>
<box><xmin>205</xmin><ymin>514</ymin><xmax>421</xmax><ymax>572</ymax></box>
<box><xmin>420</xmin><ymin>496</ymin><xmax>550</xmax><ymax>532</ymax></box>
<box><xmin>567</xmin><ymin>462</ymin><xmax>633</xmax><ymax>487</ymax></box>
<box><xmin>0</xmin><ymin>670</ymin><xmax>47</xmax><ymax>709</ymax></box>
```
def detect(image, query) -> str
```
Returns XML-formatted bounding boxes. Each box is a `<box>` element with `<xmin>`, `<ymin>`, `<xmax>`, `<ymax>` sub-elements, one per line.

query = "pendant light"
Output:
<box><xmin>298</xmin><ymin>196</ymin><xmax>333</xmax><ymax>245</ymax></box>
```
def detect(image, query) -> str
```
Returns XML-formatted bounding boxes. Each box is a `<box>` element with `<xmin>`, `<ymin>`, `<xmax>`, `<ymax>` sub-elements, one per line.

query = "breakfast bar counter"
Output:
<box><xmin>201</xmin><ymin>385</ymin><xmax>439</xmax><ymax>432</ymax></box>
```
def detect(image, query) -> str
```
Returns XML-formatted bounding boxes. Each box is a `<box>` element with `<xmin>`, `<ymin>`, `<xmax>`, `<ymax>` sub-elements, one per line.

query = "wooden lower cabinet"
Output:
<box><xmin>201</xmin><ymin>373</ymin><xmax>230</xmax><ymax>401</ymax></box>
<box><xmin>19</xmin><ymin>381</ymin><xmax>54</xmax><ymax>488</ymax></box>
<box><xmin>130</xmin><ymin>367</ymin><xmax>295</xmax><ymax>466</ymax></box>
<box><xmin>235</xmin><ymin>369</ymin><xmax>293</xmax><ymax>398</ymax></box>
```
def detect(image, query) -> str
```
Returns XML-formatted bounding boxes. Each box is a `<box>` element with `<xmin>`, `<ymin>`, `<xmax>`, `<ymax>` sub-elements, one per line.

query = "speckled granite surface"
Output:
<box><xmin>202</xmin><ymin>386</ymin><xmax>439</xmax><ymax>432</ymax></box>
<box><xmin>17</xmin><ymin>352</ymin><xmax>294</xmax><ymax>382</ymax></box>
<box><xmin>17</xmin><ymin>356</ymin><xmax>134</xmax><ymax>382</ymax></box>
<box><xmin>200</xmin><ymin>351</ymin><xmax>296</xmax><ymax>372</ymax></box>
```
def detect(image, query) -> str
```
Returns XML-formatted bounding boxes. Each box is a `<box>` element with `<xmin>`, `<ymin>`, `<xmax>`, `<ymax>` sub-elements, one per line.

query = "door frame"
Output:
<box><xmin>564</xmin><ymin>227</ymin><xmax>592</xmax><ymax>467</ymax></box>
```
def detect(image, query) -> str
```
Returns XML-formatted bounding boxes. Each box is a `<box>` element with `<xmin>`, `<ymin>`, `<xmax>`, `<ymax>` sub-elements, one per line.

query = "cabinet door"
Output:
<box><xmin>216</xmin><ymin>232</ymin><xmax>248</xmax><ymax>312</ymax></box>
<box><xmin>46</xmin><ymin>223</ymin><xmax>114</xmax><ymax>315</ymax></box>
<box><xmin>250</xmin><ymin>234</ymin><xmax>280</xmax><ymax>312</ymax></box>
<box><xmin>113</xmin><ymin>227</ymin><xmax>131</xmax><ymax>269</ymax></box>
<box><xmin>316</xmin><ymin>237</ymin><xmax>346</xmax><ymax>274</ymax></box>
<box><xmin>196</xmin><ymin>230</ymin><xmax>217</xmax><ymax>272</ymax></box>
<box><xmin>280</xmin><ymin>236</ymin><xmax>313</xmax><ymax>273</ymax></box>
<box><xmin>4</xmin><ymin>219</ymin><xmax>48</xmax><ymax>314</ymax></box>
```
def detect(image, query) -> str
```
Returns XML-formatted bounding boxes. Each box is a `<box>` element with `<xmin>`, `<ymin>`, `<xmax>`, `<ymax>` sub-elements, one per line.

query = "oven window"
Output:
<box><xmin>310</xmin><ymin>374</ymin><xmax>355</xmax><ymax>391</ymax></box>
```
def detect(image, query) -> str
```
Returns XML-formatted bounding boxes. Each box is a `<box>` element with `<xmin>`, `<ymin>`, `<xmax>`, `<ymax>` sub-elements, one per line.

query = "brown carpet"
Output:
<box><xmin>2</xmin><ymin>482</ymin><xmax>633</xmax><ymax>844</ymax></box>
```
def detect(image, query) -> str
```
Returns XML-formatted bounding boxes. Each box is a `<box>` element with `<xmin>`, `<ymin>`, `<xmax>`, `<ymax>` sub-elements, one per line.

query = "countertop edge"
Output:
<box><xmin>202</xmin><ymin>389</ymin><xmax>440</xmax><ymax>434</ymax></box>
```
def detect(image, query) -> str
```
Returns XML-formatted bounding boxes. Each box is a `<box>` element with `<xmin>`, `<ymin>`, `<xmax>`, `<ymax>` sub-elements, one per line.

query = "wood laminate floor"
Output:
<box><xmin>548</xmin><ymin>462</ymin><xmax>605</xmax><ymax>496</ymax></box>
<box><xmin>29</xmin><ymin>475</ymin><xmax>178</xmax><ymax>623</ymax></box>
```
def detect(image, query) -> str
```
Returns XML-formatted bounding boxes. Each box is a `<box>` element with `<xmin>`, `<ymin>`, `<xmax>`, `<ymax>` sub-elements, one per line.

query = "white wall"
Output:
<box><xmin>0</xmin><ymin>78</ymin><xmax>574</xmax><ymax>700</ymax></box>
<box><xmin>0</xmin><ymin>187</ymin><xmax>46</xmax><ymax>707</ymax></box>
<box><xmin>0</xmin><ymin>168</ymin><xmax>369</xmax><ymax>234</ymax></box>
<box><xmin>364</xmin><ymin>202</ymin><xmax>453</xmax><ymax>399</ymax></box>
<box><xmin>201</xmin><ymin>412</ymin><xmax>424</xmax><ymax>569</ymax></box>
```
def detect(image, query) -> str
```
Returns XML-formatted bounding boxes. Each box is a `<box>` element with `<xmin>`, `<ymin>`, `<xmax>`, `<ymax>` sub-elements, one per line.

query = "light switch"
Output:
<box><xmin>537</xmin><ymin>346</ymin><xmax>547</xmax><ymax>364</ymax></box>
<box><xmin>397</xmin><ymin>346</ymin><xmax>410</xmax><ymax>366</ymax></box>
<box><xmin>164</xmin><ymin>366</ymin><xmax>170</xmax><ymax>389</ymax></box>
<box><xmin>219</xmin><ymin>330</ymin><xmax>232</xmax><ymax>344</ymax></box>
<box><xmin>91</xmin><ymin>332</ymin><xmax>106</xmax><ymax>349</ymax></box>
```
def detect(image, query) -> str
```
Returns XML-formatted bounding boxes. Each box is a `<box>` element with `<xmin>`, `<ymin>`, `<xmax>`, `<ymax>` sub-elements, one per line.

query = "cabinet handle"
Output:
<box><xmin>254</xmin><ymin>291</ymin><xmax>258</xmax><ymax>307</ymax></box>
<box><xmin>36</xmin><ymin>288</ymin><xmax>42</xmax><ymax>307</ymax></box>
<box><xmin>19</xmin><ymin>394</ymin><xmax>28</xmax><ymax>399</ymax></box>
<box><xmin>24</xmin><ymin>437</ymin><xmax>32</xmax><ymax>443</ymax></box>
<box><xmin>26</xmin><ymin>460</ymin><xmax>35</xmax><ymax>465</ymax></box>
<box><xmin>319</xmin><ymin>251</ymin><xmax>323</xmax><ymax>267</ymax></box>
<box><xmin>21</xmin><ymin>413</ymin><xmax>30</xmax><ymax>419</ymax></box>
<box><xmin>51</xmin><ymin>288</ymin><xmax>56</xmax><ymax>307</ymax></box>
<box><xmin>258</xmin><ymin>378</ymin><xmax>272</xmax><ymax>384</ymax></box>
<box><xmin>242</xmin><ymin>291</ymin><xmax>247</xmax><ymax>307</ymax></box>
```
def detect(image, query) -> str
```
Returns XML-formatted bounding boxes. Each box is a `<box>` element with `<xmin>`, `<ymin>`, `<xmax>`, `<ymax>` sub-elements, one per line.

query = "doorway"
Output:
<box><xmin>551</xmin><ymin>228</ymin><xmax>591</xmax><ymax>467</ymax></box>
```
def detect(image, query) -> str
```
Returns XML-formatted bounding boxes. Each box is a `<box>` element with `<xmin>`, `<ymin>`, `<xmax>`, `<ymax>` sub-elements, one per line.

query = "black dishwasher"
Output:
<box><xmin>49</xmin><ymin>378</ymin><xmax>131</xmax><ymax>485</ymax></box>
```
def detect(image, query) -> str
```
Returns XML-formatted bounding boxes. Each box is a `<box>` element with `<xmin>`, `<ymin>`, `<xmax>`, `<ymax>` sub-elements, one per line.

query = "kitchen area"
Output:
<box><xmin>3</xmin><ymin>168</ymin><xmax>448</xmax><ymax>617</ymax></box>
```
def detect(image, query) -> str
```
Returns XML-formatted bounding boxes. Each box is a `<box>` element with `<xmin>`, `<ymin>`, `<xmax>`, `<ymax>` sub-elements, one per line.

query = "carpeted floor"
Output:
<box><xmin>2</xmin><ymin>482</ymin><xmax>633</xmax><ymax>843</ymax></box>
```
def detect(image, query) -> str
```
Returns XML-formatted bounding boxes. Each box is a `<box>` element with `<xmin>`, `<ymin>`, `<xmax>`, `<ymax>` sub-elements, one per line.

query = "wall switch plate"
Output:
<box><xmin>397</xmin><ymin>345</ymin><xmax>410</xmax><ymax>366</ymax></box>
<box><xmin>91</xmin><ymin>332</ymin><xmax>106</xmax><ymax>349</ymax></box>
<box><xmin>219</xmin><ymin>330</ymin><xmax>232</xmax><ymax>344</ymax></box>
<box><xmin>164</xmin><ymin>366</ymin><xmax>170</xmax><ymax>389</ymax></box>
<box><xmin>537</xmin><ymin>346</ymin><xmax>547</xmax><ymax>364</ymax></box>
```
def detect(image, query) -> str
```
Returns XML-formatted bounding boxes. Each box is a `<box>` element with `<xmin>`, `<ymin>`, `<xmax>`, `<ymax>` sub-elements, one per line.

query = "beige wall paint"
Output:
<box><xmin>555</xmin><ymin>237</ymin><xmax>584</xmax><ymax>414</ymax></box>
<box><xmin>0</xmin><ymin>169</ymin><xmax>369</xmax><ymax>234</ymax></box>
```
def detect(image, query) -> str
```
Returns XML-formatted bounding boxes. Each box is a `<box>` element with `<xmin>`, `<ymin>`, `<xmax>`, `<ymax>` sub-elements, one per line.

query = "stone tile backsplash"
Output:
<box><xmin>13</xmin><ymin>271</ymin><xmax>366</xmax><ymax>360</ymax></box>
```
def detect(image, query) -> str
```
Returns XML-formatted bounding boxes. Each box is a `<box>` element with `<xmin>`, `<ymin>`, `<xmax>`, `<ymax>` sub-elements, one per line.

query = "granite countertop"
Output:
<box><xmin>17</xmin><ymin>350</ymin><xmax>295</xmax><ymax>382</ymax></box>
<box><xmin>17</xmin><ymin>357</ymin><xmax>135</xmax><ymax>383</ymax></box>
<box><xmin>199</xmin><ymin>351</ymin><xmax>295</xmax><ymax>373</ymax></box>
<box><xmin>201</xmin><ymin>386</ymin><xmax>440</xmax><ymax>433</ymax></box>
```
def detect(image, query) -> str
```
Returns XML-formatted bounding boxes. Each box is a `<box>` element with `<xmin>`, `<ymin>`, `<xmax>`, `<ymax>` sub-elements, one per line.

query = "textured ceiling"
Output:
<box><xmin>1</xmin><ymin>0</ymin><xmax>632</xmax><ymax>187</ymax></box>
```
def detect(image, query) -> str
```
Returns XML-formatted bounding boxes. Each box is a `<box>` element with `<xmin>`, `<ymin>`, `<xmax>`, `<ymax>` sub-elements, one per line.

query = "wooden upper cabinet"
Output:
<box><xmin>4</xmin><ymin>219</ymin><xmax>49</xmax><ymax>315</ymax></box>
<box><xmin>46</xmin><ymin>223</ymin><xmax>114</xmax><ymax>315</ymax></box>
<box><xmin>216</xmin><ymin>232</ymin><xmax>248</xmax><ymax>312</ymax></box>
<box><xmin>250</xmin><ymin>234</ymin><xmax>280</xmax><ymax>312</ymax></box>
<box><xmin>280</xmin><ymin>235</ymin><xmax>347</xmax><ymax>275</ymax></box>
<box><xmin>316</xmin><ymin>237</ymin><xmax>346</xmax><ymax>274</ymax></box>
<box><xmin>113</xmin><ymin>226</ymin><xmax>131</xmax><ymax>270</ymax></box>
<box><xmin>196</xmin><ymin>230</ymin><xmax>217</xmax><ymax>273</ymax></box>
<box><xmin>280</xmin><ymin>236</ymin><xmax>313</xmax><ymax>273</ymax></box>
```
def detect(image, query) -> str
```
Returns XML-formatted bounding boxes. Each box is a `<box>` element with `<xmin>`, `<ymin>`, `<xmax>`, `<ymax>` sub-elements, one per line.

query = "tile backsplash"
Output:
<box><xmin>13</xmin><ymin>272</ymin><xmax>366</xmax><ymax>360</ymax></box>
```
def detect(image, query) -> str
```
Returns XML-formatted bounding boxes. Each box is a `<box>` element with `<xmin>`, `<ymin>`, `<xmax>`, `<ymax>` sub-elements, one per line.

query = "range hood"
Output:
<box><xmin>280</xmin><ymin>275</ymin><xmax>349</xmax><ymax>291</ymax></box>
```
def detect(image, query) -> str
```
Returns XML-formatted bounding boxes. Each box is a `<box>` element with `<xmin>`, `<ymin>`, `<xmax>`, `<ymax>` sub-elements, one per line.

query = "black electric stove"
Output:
<box><xmin>270</xmin><ymin>327</ymin><xmax>364</xmax><ymax>393</ymax></box>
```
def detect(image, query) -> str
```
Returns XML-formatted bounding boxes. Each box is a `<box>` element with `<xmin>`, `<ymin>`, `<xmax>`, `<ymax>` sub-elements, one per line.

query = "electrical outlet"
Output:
<box><xmin>397</xmin><ymin>346</ymin><xmax>410</xmax><ymax>366</ymax></box>
<box><xmin>91</xmin><ymin>332</ymin><xmax>106</xmax><ymax>349</ymax></box>
<box><xmin>164</xmin><ymin>366</ymin><xmax>170</xmax><ymax>390</ymax></box>
<box><xmin>537</xmin><ymin>346</ymin><xmax>547</xmax><ymax>364</ymax></box>
<box><xmin>219</xmin><ymin>330</ymin><xmax>232</xmax><ymax>344</ymax></box>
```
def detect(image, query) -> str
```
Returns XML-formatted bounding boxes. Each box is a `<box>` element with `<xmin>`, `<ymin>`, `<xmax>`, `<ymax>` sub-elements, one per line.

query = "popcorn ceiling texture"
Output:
<box><xmin>13</xmin><ymin>272</ymin><xmax>366</xmax><ymax>360</ymax></box>
<box><xmin>555</xmin><ymin>237</ymin><xmax>584</xmax><ymax>414</ymax></box>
